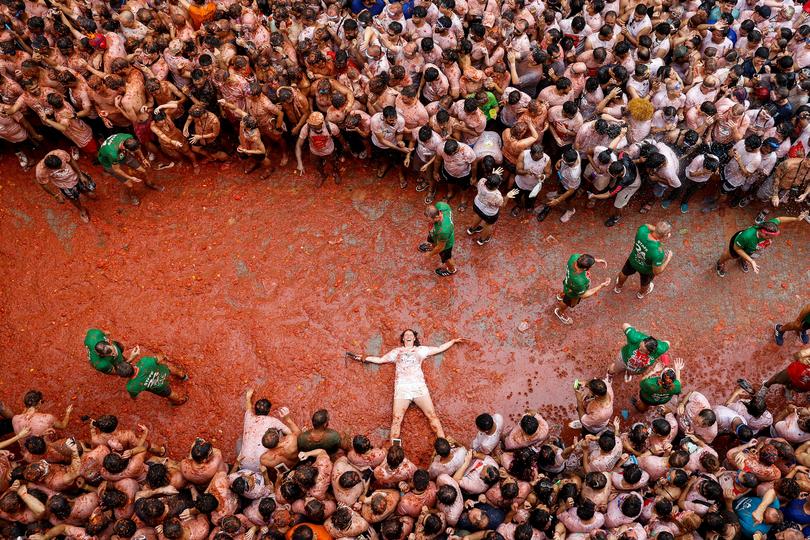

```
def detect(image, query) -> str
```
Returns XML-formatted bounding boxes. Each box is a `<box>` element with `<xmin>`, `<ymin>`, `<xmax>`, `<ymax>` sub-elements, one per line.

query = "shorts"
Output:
<box><xmin>613</xmin><ymin>353</ymin><xmax>647</xmax><ymax>375</ymax></box>
<box><xmin>621</xmin><ymin>258</ymin><xmax>654</xmax><ymax>287</ymax></box>
<box><xmin>60</xmin><ymin>174</ymin><xmax>96</xmax><ymax>200</ymax></box>
<box><xmin>147</xmin><ymin>385</ymin><xmax>172</xmax><ymax>398</ymax></box>
<box><xmin>105</xmin><ymin>154</ymin><xmax>143</xmax><ymax>183</ymax></box>
<box><xmin>372</xmin><ymin>144</ymin><xmax>402</xmax><ymax>163</ymax></box>
<box><xmin>440</xmin><ymin>166</ymin><xmax>471</xmax><ymax>187</ymax></box>
<box><xmin>134</xmin><ymin>119</ymin><xmax>155</xmax><ymax>146</ymax></box>
<box><xmin>720</xmin><ymin>181</ymin><xmax>738</xmax><ymax>195</ymax></box>
<box><xmin>427</xmin><ymin>233</ymin><xmax>453</xmax><ymax>262</ymax></box>
<box><xmin>473</xmin><ymin>202</ymin><xmax>499</xmax><ymax>224</ymax></box>
<box><xmin>81</xmin><ymin>138</ymin><xmax>99</xmax><ymax>155</ymax></box>
<box><xmin>614</xmin><ymin>178</ymin><xmax>641</xmax><ymax>209</ymax></box>
<box><xmin>652</xmin><ymin>183</ymin><xmax>669</xmax><ymax>198</ymax></box>
<box><xmin>501</xmin><ymin>159</ymin><xmax>516</xmax><ymax>175</ymax></box>
<box><xmin>562</xmin><ymin>293</ymin><xmax>582</xmax><ymax>307</ymax></box>
<box><xmin>728</xmin><ymin>232</ymin><xmax>743</xmax><ymax>259</ymax></box>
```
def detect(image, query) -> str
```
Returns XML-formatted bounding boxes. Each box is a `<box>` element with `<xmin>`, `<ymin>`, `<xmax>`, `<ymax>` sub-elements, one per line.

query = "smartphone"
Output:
<box><xmin>392</xmin><ymin>438</ymin><xmax>402</xmax><ymax>446</ymax></box>
<box><xmin>274</xmin><ymin>463</ymin><xmax>290</xmax><ymax>474</ymax></box>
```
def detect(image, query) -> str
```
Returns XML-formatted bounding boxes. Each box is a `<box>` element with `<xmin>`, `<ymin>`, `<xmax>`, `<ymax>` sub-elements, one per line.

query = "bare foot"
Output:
<box><xmin>279</xmin><ymin>154</ymin><xmax>289</xmax><ymax>167</ymax></box>
<box><xmin>79</xmin><ymin>210</ymin><xmax>90</xmax><ymax>223</ymax></box>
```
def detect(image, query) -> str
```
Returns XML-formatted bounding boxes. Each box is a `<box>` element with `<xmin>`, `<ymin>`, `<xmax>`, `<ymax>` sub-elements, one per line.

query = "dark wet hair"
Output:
<box><xmin>101</xmin><ymin>487</ymin><xmax>127</xmax><ymax>509</ymax></box>
<box><xmin>352</xmin><ymin>434</ymin><xmax>371</xmax><ymax>454</ymax></box>
<box><xmin>258</xmin><ymin>497</ymin><xmax>276</xmax><ymax>520</ymax></box>
<box><xmin>332</xmin><ymin>506</ymin><xmax>352</xmax><ymax>530</ymax></box>
<box><xmin>254</xmin><ymin>398</ymin><xmax>271</xmax><ymax>415</ymax></box>
<box><xmin>103</xmin><ymin>453</ymin><xmax>128</xmax><ymax>474</ymax></box>
<box><xmin>24</xmin><ymin>435</ymin><xmax>46</xmax><ymax>455</ymax></box>
<box><xmin>424</xmin><ymin>513</ymin><xmax>443</xmax><ymax>534</ymax></box>
<box><xmin>23</xmin><ymin>390</ymin><xmax>43</xmax><ymax>407</ymax></box>
<box><xmin>195</xmin><ymin>493</ymin><xmax>219</xmax><ymax>514</ymax></box>
<box><xmin>94</xmin><ymin>414</ymin><xmax>119</xmax><ymax>433</ymax></box>
<box><xmin>48</xmin><ymin>494</ymin><xmax>71</xmax><ymax>519</ymax></box>
<box><xmin>413</xmin><ymin>469</ymin><xmax>430</xmax><ymax>491</ymax></box>
<box><xmin>520</xmin><ymin>414</ymin><xmax>539</xmax><ymax>435</ymax></box>
<box><xmin>577</xmin><ymin>499</ymin><xmax>596</xmax><ymax>521</ymax></box>
<box><xmin>191</xmin><ymin>439</ymin><xmax>213</xmax><ymax>462</ymax></box>
<box><xmin>339</xmin><ymin>470</ymin><xmax>361</xmax><ymax>489</ymax></box>
<box><xmin>434</xmin><ymin>438</ymin><xmax>451</xmax><ymax>457</ymax></box>
<box><xmin>386</xmin><ymin>445</ymin><xmax>405</xmax><ymax>468</ymax></box>
<box><xmin>598</xmin><ymin>431</ymin><xmax>615</xmax><ymax>452</ymax></box>
<box><xmin>620</xmin><ymin>494</ymin><xmax>642</xmax><ymax>517</ymax></box>
<box><xmin>437</xmin><ymin>484</ymin><xmax>457</xmax><ymax>505</ymax></box>
<box><xmin>146</xmin><ymin>462</ymin><xmax>169</xmax><ymax>488</ymax></box>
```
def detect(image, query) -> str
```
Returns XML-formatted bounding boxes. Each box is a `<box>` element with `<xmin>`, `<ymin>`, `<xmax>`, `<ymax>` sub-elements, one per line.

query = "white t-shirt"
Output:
<box><xmin>411</xmin><ymin>127</ymin><xmax>444</xmax><ymax>162</ymax></box>
<box><xmin>685</xmin><ymin>155</ymin><xmax>713</xmax><ymax>183</ymax></box>
<box><xmin>370</xmin><ymin>112</ymin><xmax>406</xmax><ymax>149</ymax></box>
<box><xmin>724</xmin><ymin>140</ymin><xmax>761</xmax><ymax>187</ymax></box>
<box><xmin>515</xmin><ymin>149</ymin><xmax>550</xmax><ymax>190</ymax></box>
<box><xmin>471</xmin><ymin>413</ymin><xmax>504</xmax><ymax>454</ymax></box>
<box><xmin>473</xmin><ymin>131</ymin><xmax>503</xmax><ymax>163</ymax></box>
<box><xmin>559</xmin><ymin>156</ymin><xmax>582</xmax><ymax>190</ymax></box>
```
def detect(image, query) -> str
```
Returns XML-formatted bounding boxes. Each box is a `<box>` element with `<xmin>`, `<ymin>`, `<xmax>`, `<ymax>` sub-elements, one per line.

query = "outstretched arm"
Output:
<box><xmin>422</xmin><ymin>339</ymin><xmax>465</xmax><ymax>356</ymax></box>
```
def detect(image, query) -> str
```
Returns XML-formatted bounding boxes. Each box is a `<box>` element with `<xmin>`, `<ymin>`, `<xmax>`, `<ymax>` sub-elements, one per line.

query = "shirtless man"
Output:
<box><xmin>182</xmin><ymin>104</ymin><xmax>229</xmax><ymax>162</ymax></box>
<box><xmin>12</xmin><ymin>390</ymin><xmax>72</xmax><ymax>437</ymax></box>
<box><xmin>150</xmin><ymin>104</ymin><xmax>199</xmax><ymax>171</ymax></box>
<box><xmin>180</xmin><ymin>438</ymin><xmax>227</xmax><ymax>485</ymax></box>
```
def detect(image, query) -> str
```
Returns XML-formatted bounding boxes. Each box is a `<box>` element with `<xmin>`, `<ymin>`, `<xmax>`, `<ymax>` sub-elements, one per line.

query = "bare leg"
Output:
<box><xmin>479</xmin><ymin>223</ymin><xmax>493</xmax><ymax>241</ymax></box>
<box><xmin>615</xmin><ymin>271</ymin><xmax>630</xmax><ymax>290</ymax></box>
<box><xmin>390</xmin><ymin>398</ymin><xmax>411</xmax><ymax>440</ymax></box>
<box><xmin>413</xmin><ymin>394</ymin><xmax>445</xmax><ymax>438</ymax></box>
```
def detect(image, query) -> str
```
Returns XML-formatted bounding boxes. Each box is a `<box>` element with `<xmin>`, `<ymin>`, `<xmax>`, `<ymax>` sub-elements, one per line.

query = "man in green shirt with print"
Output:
<box><xmin>610</xmin><ymin>322</ymin><xmax>671</xmax><ymax>382</ymax></box>
<box><xmin>97</xmin><ymin>133</ymin><xmax>163</xmax><ymax>206</ymax></box>
<box><xmin>633</xmin><ymin>357</ymin><xmax>684</xmax><ymax>412</ymax></box>
<box><xmin>84</xmin><ymin>328</ymin><xmax>130</xmax><ymax>375</ymax></box>
<box><xmin>554</xmin><ymin>253</ymin><xmax>611</xmax><ymax>325</ymax></box>
<box><xmin>419</xmin><ymin>202</ymin><xmax>456</xmax><ymax>277</ymax></box>
<box><xmin>614</xmin><ymin>221</ymin><xmax>672</xmax><ymax>300</ymax></box>
<box><xmin>715</xmin><ymin>211</ymin><xmax>808</xmax><ymax>277</ymax></box>
<box><xmin>118</xmin><ymin>353</ymin><xmax>189</xmax><ymax>406</ymax></box>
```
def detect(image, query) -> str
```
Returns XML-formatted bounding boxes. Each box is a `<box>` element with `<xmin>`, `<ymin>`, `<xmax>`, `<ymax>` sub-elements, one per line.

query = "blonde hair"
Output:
<box><xmin>627</xmin><ymin>98</ymin><xmax>654</xmax><ymax>121</ymax></box>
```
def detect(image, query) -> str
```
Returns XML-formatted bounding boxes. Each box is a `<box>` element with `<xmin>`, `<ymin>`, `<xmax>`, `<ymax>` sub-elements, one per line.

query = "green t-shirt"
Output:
<box><xmin>431</xmin><ymin>201</ymin><xmax>455</xmax><ymax>249</ymax></box>
<box><xmin>84</xmin><ymin>328</ymin><xmax>124</xmax><ymax>374</ymax></box>
<box><xmin>628</xmin><ymin>225</ymin><xmax>666</xmax><ymax>274</ymax></box>
<box><xmin>98</xmin><ymin>133</ymin><xmax>133</xmax><ymax>170</ymax></box>
<box><xmin>734</xmin><ymin>218</ymin><xmax>781</xmax><ymax>255</ymax></box>
<box><xmin>563</xmin><ymin>253</ymin><xmax>590</xmax><ymax>298</ymax></box>
<box><xmin>621</xmin><ymin>326</ymin><xmax>669</xmax><ymax>373</ymax></box>
<box><xmin>469</xmin><ymin>91</ymin><xmax>498</xmax><ymax>120</ymax></box>
<box><xmin>126</xmin><ymin>356</ymin><xmax>171</xmax><ymax>398</ymax></box>
<box><xmin>639</xmin><ymin>376</ymin><xmax>682</xmax><ymax>404</ymax></box>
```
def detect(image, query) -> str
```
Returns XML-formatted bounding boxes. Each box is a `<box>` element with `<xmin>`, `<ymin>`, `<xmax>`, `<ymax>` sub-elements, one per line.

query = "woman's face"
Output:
<box><xmin>402</xmin><ymin>331</ymin><xmax>416</xmax><ymax>347</ymax></box>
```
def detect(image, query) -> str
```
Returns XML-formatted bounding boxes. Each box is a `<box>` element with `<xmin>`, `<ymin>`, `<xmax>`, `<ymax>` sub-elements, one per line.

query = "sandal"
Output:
<box><xmin>435</xmin><ymin>267</ymin><xmax>457</xmax><ymax>277</ymax></box>
<box><xmin>415</xmin><ymin>180</ymin><xmax>429</xmax><ymax>192</ymax></box>
<box><xmin>457</xmin><ymin>202</ymin><xmax>467</xmax><ymax>212</ymax></box>
<box><xmin>554</xmin><ymin>307</ymin><xmax>573</xmax><ymax>325</ymax></box>
<box><xmin>511</xmin><ymin>206</ymin><xmax>523</xmax><ymax>218</ymax></box>
<box><xmin>424</xmin><ymin>191</ymin><xmax>436</xmax><ymax>204</ymax></box>
<box><xmin>400</xmin><ymin>177</ymin><xmax>408</xmax><ymax>189</ymax></box>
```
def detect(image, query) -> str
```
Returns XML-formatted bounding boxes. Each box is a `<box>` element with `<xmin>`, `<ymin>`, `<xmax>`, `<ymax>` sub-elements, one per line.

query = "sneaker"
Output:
<box><xmin>636</xmin><ymin>281</ymin><xmax>654</xmax><ymax>299</ymax></box>
<box><xmin>556</xmin><ymin>294</ymin><xmax>564</xmax><ymax>302</ymax></box>
<box><xmin>15</xmin><ymin>151</ymin><xmax>29</xmax><ymax>170</ymax></box>
<box><xmin>71</xmin><ymin>146</ymin><xmax>81</xmax><ymax>161</ymax></box>
<box><xmin>739</xmin><ymin>259</ymin><xmax>750</xmax><ymax>273</ymax></box>
<box><xmin>755</xmin><ymin>210</ymin><xmax>767</xmax><ymax>225</ymax></box>
<box><xmin>554</xmin><ymin>307</ymin><xmax>573</xmax><ymax>325</ymax></box>
<box><xmin>466</xmin><ymin>225</ymin><xmax>483</xmax><ymax>235</ymax></box>
<box><xmin>559</xmin><ymin>208</ymin><xmax>576</xmax><ymax>223</ymax></box>
<box><xmin>435</xmin><ymin>267</ymin><xmax>457</xmax><ymax>277</ymax></box>
<box><xmin>605</xmin><ymin>215</ymin><xmax>620</xmax><ymax>227</ymax></box>
<box><xmin>536</xmin><ymin>205</ymin><xmax>552</xmax><ymax>222</ymax></box>
<box><xmin>801</xmin><ymin>330</ymin><xmax>809</xmax><ymax>345</ymax></box>
<box><xmin>661</xmin><ymin>199</ymin><xmax>672</xmax><ymax>209</ymax></box>
<box><xmin>613</xmin><ymin>277</ymin><xmax>623</xmax><ymax>294</ymax></box>
<box><xmin>568</xmin><ymin>419</ymin><xmax>582</xmax><ymax>429</ymax></box>
<box><xmin>476</xmin><ymin>236</ymin><xmax>491</xmax><ymax>245</ymax></box>
<box><xmin>680</xmin><ymin>202</ymin><xmax>689</xmax><ymax>214</ymax></box>
<box><xmin>738</xmin><ymin>196</ymin><xmax>752</xmax><ymax>208</ymax></box>
<box><xmin>774</xmin><ymin>324</ymin><xmax>785</xmax><ymax>346</ymax></box>
<box><xmin>716</xmin><ymin>262</ymin><xmax>727</xmax><ymax>277</ymax></box>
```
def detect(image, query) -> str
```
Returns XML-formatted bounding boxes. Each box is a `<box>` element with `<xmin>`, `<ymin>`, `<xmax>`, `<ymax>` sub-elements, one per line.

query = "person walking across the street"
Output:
<box><xmin>420</xmin><ymin>202</ymin><xmax>456</xmax><ymax>277</ymax></box>
<box><xmin>716</xmin><ymin>212</ymin><xmax>808</xmax><ymax>277</ymax></box>
<box><xmin>554</xmin><ymin>253</ymin><xmax>612</xmax><ymax>325</ymax></box>
<box><xmin>775</xmin><ymin>303</ymin><xmax>810</xmax><ymax>346</ymax></box>
<box><xmin>614</xmin><ymin>221</ymin><xmax>673</xmax><ymax>299</ymax></box>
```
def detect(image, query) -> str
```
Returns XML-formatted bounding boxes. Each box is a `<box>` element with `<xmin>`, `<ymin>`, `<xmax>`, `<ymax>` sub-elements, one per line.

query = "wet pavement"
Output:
<box><xmin>1</xmin><ymin>152</ymin><xmax>808</xmax><ymax>463</ymax></box>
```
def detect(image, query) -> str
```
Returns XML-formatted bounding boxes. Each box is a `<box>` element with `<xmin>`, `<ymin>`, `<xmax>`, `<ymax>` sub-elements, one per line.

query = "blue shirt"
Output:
<box><xmin>734</xmin><ymin>496</ymin><xmax>780</xmax><ymax>539</ymax></box>
<box><xmin>350</xmin><ymin>0</ymin><xmax>413</xmax><ymax>17</ymax></box>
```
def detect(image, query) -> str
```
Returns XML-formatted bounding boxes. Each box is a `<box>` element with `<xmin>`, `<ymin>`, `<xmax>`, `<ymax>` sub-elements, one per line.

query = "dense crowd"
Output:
<box><xmin>2</xmin><ymin>337</ymin><xmax>810</xmax><ymax>540</ymax></box>
<box><xmin>8</xmin><ymin>0</ymin><xmax>810</xmax><ymax>233</ymax></box>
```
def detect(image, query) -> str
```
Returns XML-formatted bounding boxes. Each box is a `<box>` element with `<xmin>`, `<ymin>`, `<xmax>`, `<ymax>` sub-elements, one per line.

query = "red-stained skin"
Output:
<box><xmin>0</xmin><ymin>150</ymin><xmax>807</xmax><ymax>464</ymax></box>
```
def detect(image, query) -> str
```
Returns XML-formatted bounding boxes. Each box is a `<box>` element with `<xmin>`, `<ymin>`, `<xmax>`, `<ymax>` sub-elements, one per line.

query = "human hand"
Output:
<box><xmin>674</xmin><ymin>358</ymin><xmax>685</xmax><ymax>371</ymax></box>
<box><xmin>506</xmin><ymin>188</ymin><xmax>519</xmax><ymax>199</ymax></box>
<box><xmin>295</xmin><ymin>164</ymin><xmax>304</xmax><ymax>176</ymax></box>
<box><xmin>799</xmin><ymin>210</ymin><xmax>809</xmax><ymax>221</ymax></box>
<box><xmin>601</xmin><ymin>278</ymin><xmax>611</xmax><ymax>288</ymax></box>
<box><xmin>493</xmin><ymin>167</ymin><xmax>504</xmax><ymax>176</ymax></box>
<box><xmin>278</xmin><ymin>406</ymin><xmax>290</xmax><ymax>417</ymax></box>
<box><xmin>189</xmin><ymin>135</ymin><xmax>200</xmax><ymax>145</ymax></box>
<box><xmin>750</xmin><ymin>260</ymin><xmax>760</xmax><ymax>274</ymax></box>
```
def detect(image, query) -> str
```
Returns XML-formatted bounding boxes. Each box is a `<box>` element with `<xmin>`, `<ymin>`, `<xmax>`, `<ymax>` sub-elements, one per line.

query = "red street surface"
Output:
<box><xmin>1</xmin><ymin>153</ymin><xmax>808</xmax><ymax>462</ymax></box>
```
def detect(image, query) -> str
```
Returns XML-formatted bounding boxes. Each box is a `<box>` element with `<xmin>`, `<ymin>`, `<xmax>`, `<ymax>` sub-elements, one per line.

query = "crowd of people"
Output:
<box><xmin>2</xmin><ymin>320</ymin><xmax>810</xmax><ymax>540</ymax></box>
<box><xmin>9</xmin><ymin>0</ymin><xmax>810</xmax><ymax>232</ymax></box>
